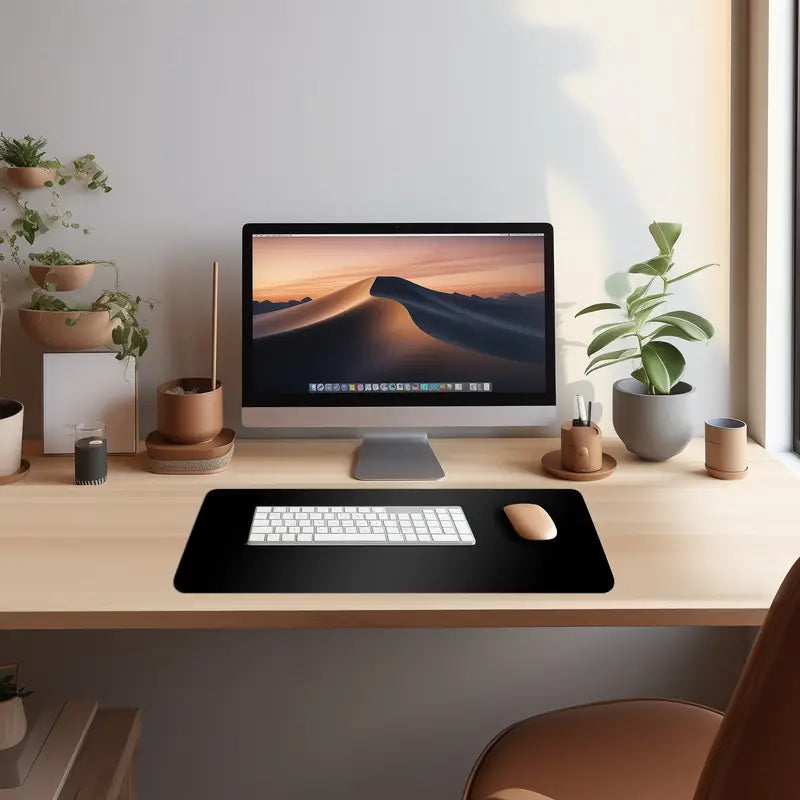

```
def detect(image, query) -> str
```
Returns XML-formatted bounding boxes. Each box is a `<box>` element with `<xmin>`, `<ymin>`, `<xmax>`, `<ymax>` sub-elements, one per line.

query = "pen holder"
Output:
<box><xmin>561</xmin><ymin>422</ymin><xmax>603</xmax><ymax>473</ymax></box>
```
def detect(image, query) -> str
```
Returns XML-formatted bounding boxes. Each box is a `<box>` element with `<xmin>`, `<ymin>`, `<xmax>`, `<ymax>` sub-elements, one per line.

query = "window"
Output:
<box><xmin>794</xmin><ymin>0</ymin><xmax>800</xmax><ymax>454</ymax></box>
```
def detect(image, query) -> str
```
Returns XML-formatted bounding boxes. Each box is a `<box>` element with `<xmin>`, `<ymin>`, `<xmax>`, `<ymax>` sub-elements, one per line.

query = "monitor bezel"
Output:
<box><xmin>242</xmin><ymin>222</ymin><xmax>556</xmax><ymax>409</ymax></box>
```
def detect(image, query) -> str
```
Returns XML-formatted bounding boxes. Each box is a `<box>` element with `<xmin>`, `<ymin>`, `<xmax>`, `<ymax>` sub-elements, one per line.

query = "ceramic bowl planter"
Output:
<box><xmin>29</xmin><ymin>262</ymin><xmax>95</xmax><ymax>291</ymax></box>
<box><xmin>18</xmin><ymin>308</ymin><xmax>115</xmax><ymax>350</ymax></box>
<box><xmin>613</xmin><ymin>378</ymin><xmax>695</xmax><ymax>461</ymax></box>
<box><xmin>0</xmin><ymin>399</ymin><xmax>24</xmax><ymax>478</ymax></box>
<box><xmin>0</xmin><ymin>696</ymin><xmax>26</xmax><ymax>750</ymax></box>
<box><xmin>1</xmin><ymin>167</ymin><xmax>55</xmax><ymax>189</ymax></box>
<box><xmin>157</xmin><ymin>378</ymin><xmax>223</xmax><ymax>444</ymax></box>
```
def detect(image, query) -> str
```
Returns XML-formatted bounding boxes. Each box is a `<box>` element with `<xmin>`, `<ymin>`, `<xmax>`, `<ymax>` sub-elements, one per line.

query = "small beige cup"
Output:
<box><xmin>705</xmin><ymin>417</ymin><xmax>747</xmax><ymax>479</ymax></box>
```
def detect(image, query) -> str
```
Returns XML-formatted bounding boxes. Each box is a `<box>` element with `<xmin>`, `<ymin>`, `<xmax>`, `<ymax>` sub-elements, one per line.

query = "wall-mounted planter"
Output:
<box><xmin>1</xmin><ymin>167</ymin><xmax>56</xmax><ymax>189</ymax></box>
<box><xmin>29</xmin><ymin>262</ymin><xmax>95</xmax><ymax>291</ymax></box>
<box><xmin>18</xmin><ymin>308</ymin><xmax>115</xmax><ymax>351</ymax></box>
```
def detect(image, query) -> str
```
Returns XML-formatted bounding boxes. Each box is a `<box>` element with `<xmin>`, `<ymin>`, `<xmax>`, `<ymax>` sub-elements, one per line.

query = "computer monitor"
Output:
<box><xmin>242</xmin><ymin>223</ymin><xmax>556</xmax><ymax>479</ymax></box>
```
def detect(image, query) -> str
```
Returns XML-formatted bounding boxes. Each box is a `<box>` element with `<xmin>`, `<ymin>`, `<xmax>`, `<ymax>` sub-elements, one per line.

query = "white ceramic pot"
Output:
<box><xmin>0</xmin><ymin>696</ymin><xmax>26</xmax><ymax>750</ymax></box>
<box><xmin>0</xmin><ymin>399</ymin><xmax>23</xmax><ymax>478</ymax></box>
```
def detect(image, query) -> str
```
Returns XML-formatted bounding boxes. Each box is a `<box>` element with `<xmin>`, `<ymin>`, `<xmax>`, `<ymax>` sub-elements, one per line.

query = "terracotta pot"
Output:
<box><xmin>0</xmin><ymin>696</ymin><xmax>27</xmax><ymax>750</ymax></box>
<box><xmin>18</xmin><ymin>308</ymin><xmax>115</xmax><ymax>350</ymax></box>
<box><xmin>29</xmin><ymin>262</ymin><xmax>95</xmax><ymax>291</ymax></box>
<box><xmin>157</xmin><ymin>378</ymin><xmax>223</xmax><ymax>444</ymax></box>
<box><xmin>2</xmin><ymin>167</ymin><xmax>56</xmax><ymax>189</ymax></box>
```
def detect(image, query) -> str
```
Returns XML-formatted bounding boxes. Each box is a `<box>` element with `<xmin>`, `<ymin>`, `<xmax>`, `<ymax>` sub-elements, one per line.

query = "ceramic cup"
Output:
<box><xmin>561</xmin><ymin>422</ymin><xmax>603</xmax><ymax>473</ymax></box>
<box><xmin>0</xmin><ymin>399</ymin><xmax>23</xmax><ymax>478</ymax></box>
<box><xmin>705</xmin><ymin>417</ymin><xmax>747</xmax><ymax>478</ymax></box>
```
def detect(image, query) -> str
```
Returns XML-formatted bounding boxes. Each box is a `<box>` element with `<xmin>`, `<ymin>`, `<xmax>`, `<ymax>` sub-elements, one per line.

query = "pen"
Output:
<box><xmin>576</xmin><ymin>395</ymin><xmax>588</xmax><ymax>425</ymax></box>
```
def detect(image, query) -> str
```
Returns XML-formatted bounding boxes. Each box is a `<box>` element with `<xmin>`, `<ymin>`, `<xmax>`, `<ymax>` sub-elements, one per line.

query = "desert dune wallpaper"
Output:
<box><xmin>250</xmin><ymin>235</ymin><xmax>548</xmax><ymax>395</ymax></box>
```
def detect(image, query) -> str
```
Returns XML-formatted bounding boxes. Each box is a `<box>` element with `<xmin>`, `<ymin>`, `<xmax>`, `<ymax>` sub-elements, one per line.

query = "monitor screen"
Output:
<box><xmin>242</xmin><ymin>224</ymin><xmax>555</xmax><ymax>408</ymax></box>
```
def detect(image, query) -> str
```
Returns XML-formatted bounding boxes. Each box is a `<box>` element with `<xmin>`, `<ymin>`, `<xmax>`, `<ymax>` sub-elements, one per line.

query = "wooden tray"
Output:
<box><xmin>541</xmin><ymin>450</ymin><xmax>617</xmax><ymax>482</ymax></box>
<box><xmin>144</xmin><ymin>428</ymin><xmax>235</xmax><ymax>461</ymax></box>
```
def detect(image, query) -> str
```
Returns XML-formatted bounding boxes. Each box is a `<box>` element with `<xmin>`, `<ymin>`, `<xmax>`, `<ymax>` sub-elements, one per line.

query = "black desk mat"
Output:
<box><xmin>174</xmin><ymin>489</ymin><xmax>614</xmax><ymax>593</ymax></box>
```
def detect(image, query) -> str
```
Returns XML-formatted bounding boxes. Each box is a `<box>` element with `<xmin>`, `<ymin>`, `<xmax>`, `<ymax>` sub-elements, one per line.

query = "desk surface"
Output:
<box><xmin>1</xmin><ymin>437</ymin><xmax>797</xmax><ymax>630</ymax></box>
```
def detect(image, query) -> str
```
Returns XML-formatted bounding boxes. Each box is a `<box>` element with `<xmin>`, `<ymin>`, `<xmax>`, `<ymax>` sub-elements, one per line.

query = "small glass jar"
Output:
<box><xmin>73</xmin><ymin>422</ymin><xmax>107</xmax><ymax>485</ymax></box>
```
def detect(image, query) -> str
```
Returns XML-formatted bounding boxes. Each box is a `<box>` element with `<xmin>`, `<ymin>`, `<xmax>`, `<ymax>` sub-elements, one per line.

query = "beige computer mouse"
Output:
<box><xmin>504</xmin><ymin>503</ymin><xmax>557</xmax><ymax>541</ymax></box>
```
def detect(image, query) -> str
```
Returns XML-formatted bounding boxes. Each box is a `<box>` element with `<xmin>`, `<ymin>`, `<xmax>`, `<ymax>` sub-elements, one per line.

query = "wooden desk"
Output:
<box><xmin>1</xmin><ymin>438</ymin><xmax>797</xmax><ymax>630</ymax></box>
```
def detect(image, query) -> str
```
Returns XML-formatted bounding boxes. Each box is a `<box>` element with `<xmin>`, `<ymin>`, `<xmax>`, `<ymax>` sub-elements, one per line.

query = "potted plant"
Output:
<box><xmin>19</xmin><ymin>289</ymin><xmax>153</xmax><ymax>366</ymax></box>
<box><xmin>0</xmin><ymin>134</ymin><xmax>57</xmax><ymax>189</ymax></box>
<box><xmin>575</xmin><ymin>222</ymin><xmax>717</xmax><ymax>461</ymax></box>
<box><xmin>28</xmin><ymin>249</ymin><xmax>103</xmax><ymax>291</ymax></box>
<box><xmin>0</xmin><ymin>665</ymin><xmax>32</xmax><ymax>750</ymax></box>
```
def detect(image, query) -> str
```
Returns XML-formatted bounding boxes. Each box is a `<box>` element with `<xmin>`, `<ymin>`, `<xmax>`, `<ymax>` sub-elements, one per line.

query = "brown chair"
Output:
<box><xmin>462</xmin><ymin>557</ymin><xmax>800</xmax><ymax>800</ymax></box>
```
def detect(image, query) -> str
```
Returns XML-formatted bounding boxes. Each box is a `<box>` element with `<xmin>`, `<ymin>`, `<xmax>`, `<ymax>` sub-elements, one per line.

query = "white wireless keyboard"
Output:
<box><xmin>247</xmin><ymin>505</ymin><xmax>475</xmax><ymax>545</ymax></box>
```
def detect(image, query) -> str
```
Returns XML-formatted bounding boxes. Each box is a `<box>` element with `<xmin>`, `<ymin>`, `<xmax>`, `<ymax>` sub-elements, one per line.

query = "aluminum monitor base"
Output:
<box><xmin>354</xmin><ymin>432</ymin><xmax>445</xmax><ymax>481</ymax></box>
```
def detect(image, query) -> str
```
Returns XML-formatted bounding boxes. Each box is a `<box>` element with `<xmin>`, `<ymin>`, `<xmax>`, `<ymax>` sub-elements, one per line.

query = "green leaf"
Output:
<box><xmin>575</xmin><ymin>302</ymin><xmax>620</xmax><ymax>317</ymax></box>
<box><xmin>587</xmin><ymin>322</ymin><xmax>638</xmax><ymax>356</ymax></box>
<box><xmin>592</xmin><ymin>321</ymin><xmax>623</xmax><ymax>334</ymax></box>
<box><xmin>585</xmin><ymin>348</ymin><xmax>638</xmax><ymax>375</ymax></box>
<box><xmin>667</xmin><ymin>263</ymin><xmax>717</xmax><ymax>284</ymax></box>
<box><xmin>641</xmin><ymin>341</ymin><xmax>686</xmax><ymax>393</ymax></box>
<box><xmin>631</xmin><ymin>366</ymin><xmax>649</xmax><ymax>386</ymax></box>
<box><xmin>649</xmin><ymin>310</ymin><xmax>714</xmax><ymax>341</ymax></box>
<box><xmin>647</xmin><ymin>324</ymin><xmax>699</xmax><ymax>342</ymax></box>
<box><xmin>111</xmin><ymin>325</ymin><xmax>127</xmax><ymax>345</ymax></box>
<box><xmin>649</xmin><ymin>222</ymin><xmax>682</xmax><ymax>255</ymax></box>
<box><xmin>65</xmin><ymin>317</ymin><xmax>77</xmax><ymax>327</ymax></box>
<box><xmin>585</xmin><ymin>347</ymin><xmax>638</xmax><ymax>373</ymax></box>
<box><xmin>628</xmin><ymin>261</ymin><xmax>661</xmax><ymax>278</ymax></box>
<box><xmin>633</xmin><ymin>300</ymin><xmax>667</xmax><ymax>324</ymax></box>
<box><xmin>628</xmin><ymin>292</ymin><xmax>671</xmax><ymax>315</ymax></box>
<box><xmin>626</xmin><ymin>283</ymin><xmax>649</xmax><ymax>306</ymax></box>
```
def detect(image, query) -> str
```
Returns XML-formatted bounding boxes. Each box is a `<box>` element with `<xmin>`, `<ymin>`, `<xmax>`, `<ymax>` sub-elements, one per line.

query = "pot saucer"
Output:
<box><xmin>705</xmin><ymin>464</ymin><xmax>748</xmax><ymax>481</ymax></box>
<box><xmin>541</xmin><ymin>450</ymin><xmax>617</xmax><ymax>482</ymax></box>
<box><xmin>0</xmin><ymin>459</ymin><xmax>30</xmax><ymax>485</ymax></box>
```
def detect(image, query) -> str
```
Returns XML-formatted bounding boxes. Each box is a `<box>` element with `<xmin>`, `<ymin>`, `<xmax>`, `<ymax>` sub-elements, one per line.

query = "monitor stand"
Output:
<box><xmin>354</xmin><ymin>432</ymin><xmax>445</xmax><ymax>481</ymax></box>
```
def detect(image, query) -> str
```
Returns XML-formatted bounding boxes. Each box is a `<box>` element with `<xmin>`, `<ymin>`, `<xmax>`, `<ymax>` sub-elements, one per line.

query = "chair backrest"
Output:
<box><xmin>693</xmin><ymin>557</ymin><xmax>800</xmax><ymax>799</ymax></box>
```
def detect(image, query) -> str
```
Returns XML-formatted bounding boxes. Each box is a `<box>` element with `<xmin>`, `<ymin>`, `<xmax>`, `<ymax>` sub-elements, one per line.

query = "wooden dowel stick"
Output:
<box><xmin>211</xmin><ymin>261</ymin><xmax>219</xmax><ymax>390</ymax></box>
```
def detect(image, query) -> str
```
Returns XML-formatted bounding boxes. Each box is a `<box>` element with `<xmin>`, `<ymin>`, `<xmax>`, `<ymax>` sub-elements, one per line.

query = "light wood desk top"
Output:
<box><xmin>1</xmin><ymin>437</ymin><xmax>797</xmax><ymax>630</ymax></box>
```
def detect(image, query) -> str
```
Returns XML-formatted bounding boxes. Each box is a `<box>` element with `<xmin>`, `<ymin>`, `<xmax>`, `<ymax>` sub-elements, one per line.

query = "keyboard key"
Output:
<box><xmin>282</xmin><ymin>533</ymin><xmax>296</xmax><ymax>542</ymax></box>
<box><xmin>433</xmin><ymin>534</ymin><xmax>460</xmax><ymax>542</ymax></box>
<box><xmin>387</xmin><ymin>533</ymin><xmax>403</xmax><ymax>542</ymax></box>
<box><xmin>315</xmin><ymin>533</ymin><xmax>387</xmax><ymax>542</ymax></box>
<box><xmin>298</xmin><ymin>533</ymin><xmax>313</xmax><ymax>542</ymax></box>
<box><xmin>249</xmin><ymin>532</ymin><xmax>266</xmax><ymax>542</ymax></box>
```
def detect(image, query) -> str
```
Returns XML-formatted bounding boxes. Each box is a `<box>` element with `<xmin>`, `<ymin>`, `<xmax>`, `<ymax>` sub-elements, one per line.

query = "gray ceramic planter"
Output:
<box><xmin>612</xmin><ymin>378</ymin><xmax>695</xmax><ymax>461</ymax></box>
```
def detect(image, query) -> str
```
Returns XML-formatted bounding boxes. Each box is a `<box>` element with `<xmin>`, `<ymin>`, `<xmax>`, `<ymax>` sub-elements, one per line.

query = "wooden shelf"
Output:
<box><xmin>1</xmin><ymin>437</ymin><xmax>797</xmax><ymax>629</ymax></box>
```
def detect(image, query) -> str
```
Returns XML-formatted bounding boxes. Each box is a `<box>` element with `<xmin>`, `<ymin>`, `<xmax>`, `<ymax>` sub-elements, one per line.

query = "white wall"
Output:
<box><xmin>0</xmin><ymin>3</ymin><xmax>742</xmax><ymax>799</ymax></box>
<box><xmin>0</xmin><ymin>0</ymin><xmax>733</xmax><ymax>436</ymax></box>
